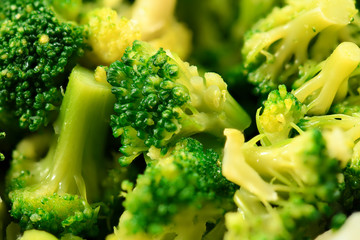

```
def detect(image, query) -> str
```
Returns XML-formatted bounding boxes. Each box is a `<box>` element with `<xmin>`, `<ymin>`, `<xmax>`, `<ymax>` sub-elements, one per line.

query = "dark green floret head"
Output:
<box><xmin>107</xmin><ymin>40</ymin><xmax>251</xmax><ymax>166</ymax></box>
<box><xmin>0</xmin><ymin>0</ymin><xmax>87</xmax><ymax>131</ymax></box>
<box><xmin>120</xmin><ymin>137</ymin><xmax>237</xmax><ymax>237</ymax></box>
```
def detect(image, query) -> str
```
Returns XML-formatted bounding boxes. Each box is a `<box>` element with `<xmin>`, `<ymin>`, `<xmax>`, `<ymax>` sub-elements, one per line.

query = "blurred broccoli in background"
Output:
<box><xmin>110</xmin><ymin>137</ymin><xmax>237</xmax><ymax>240</ymax></box>
<box><xmin>2</xmin><ymin>0</ymin><xmax>360</xmax><ymax>239</ymax></box>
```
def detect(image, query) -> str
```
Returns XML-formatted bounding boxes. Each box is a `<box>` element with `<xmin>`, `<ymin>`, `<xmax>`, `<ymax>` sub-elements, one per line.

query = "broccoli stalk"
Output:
<box><xmin>6</xmin><ymin>66</ymin><xmax>115</xmax><ymax>237</ymax></box>
<box><xmin>112</xmin><ymin>137</ymin><xmax>236</xmax><ymax>240</ymax></box>
<box><xmin>107</xmin><ymin>40</ymin><xmax>251</xmax><ymax>166</ymax></box>
<box><xmin>222</xmin><ymin>128</ymin><xmax>351</xmax><ymax>239</ymax></box>
<box><xmin>293</xmin><ymin>42</ymin><xmax>360</xmax><ymax>115</ymax></box>
<box><xmin>256</xmin><ymin>42</ymin><xmax>360</xmax><ymax>145</ymax></box>
<box><xmin>242</xmin><ymin>0</ymin><xmax>357</xmax><ymax>95</ymax></box>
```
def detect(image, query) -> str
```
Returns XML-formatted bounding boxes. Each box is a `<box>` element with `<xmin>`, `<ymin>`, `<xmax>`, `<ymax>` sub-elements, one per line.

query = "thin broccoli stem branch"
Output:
<box><xmin>293</xmin><ymin>42</ymin><xmax>360</xmax><ymax>115</ymax></box>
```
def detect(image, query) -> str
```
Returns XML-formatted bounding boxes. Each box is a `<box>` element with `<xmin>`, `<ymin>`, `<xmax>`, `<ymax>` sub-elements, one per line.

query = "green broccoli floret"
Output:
<box><xmin>107</xmin><ymin>40</ymin><xmax>251</xmax><ymax>166</ymax></box>
<box><xmin>0</xmin><ymin>196</ymin><xmax>10</xmax><ymax>240</ymax></box>
<box><xmin>112</xmin><ymin>137</ymin><xmax>237</xmax><ymax>240</ymax></box>
<box><xmin>330</xmin><ymin>95</ymin><xmax>360</xmax><ymax>115</ymax></box>
<box><xmin>222</xmin><ymin>128</ymin><xmax>351</xmax><ymax>239</ymax></box>
<box><xmin>0</xmin><ymin>0</ymin><xmax>87</xmax><ymax>131</ymax></box>
<box><xmin>242</xmin><ymin>0</ymin><xmax>357</xmax><ymax>95</ymax></box>
<box><xmin>5</xmin><ymin>66</ymin><xmax>115</xmax><ymax>237</ymax></box>
<box><xmin>297</xmin><ymin>113</ymin><xmax>360</xmax><ymax>143</ymax></box>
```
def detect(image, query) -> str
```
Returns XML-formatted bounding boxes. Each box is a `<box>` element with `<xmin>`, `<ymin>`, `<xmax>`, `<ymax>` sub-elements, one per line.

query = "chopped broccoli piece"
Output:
<box><xmin>80</xmin><ymin>7</ymin><xmax>141</xmax><ymax>67</ymax></box>
<box><xmin>330</xmin><ymin>95</ymin><xmax>360</xmax><ymax>115</ymax></box>
<box><xmin>107</xmin><ymin>40</ymin><xmax>251</xmax><ymax>166</ymax></box>
<box><xmin>114</xmin><ymin>137</ymin><xmax>237</xmax><ymax>239</ymax></box>
<box><xmin>0</xmin><ymin>0</ymin><xmax>88</xmax><ymax>131</ymax></box>
<box><xmin>340</xmin><ymin>141</ymin><xmax>360</xmax><ymax>213</ymax></box>
<box><xmin>256</xmin><ymin>84</ymin><xmax>306</xmax><ymax>145</ymax></box>
<box><xmin>5</xmin><ymin>66</ymin><xmax>115</xmax><ymax>237</ymax></box>
<box><xmin>292</xmin><ymin>42</ymin><xmax>360</xmax><ymax>115</ymax></box>
<box><xmin>242</xmin><ymin>0</ymin><xmax>357</xmax><ymax>95</ymax></box>
<box><xmin>222</xmin><ymin>128</ymin><xmax>351</xmax><ymax>239</ymax></box>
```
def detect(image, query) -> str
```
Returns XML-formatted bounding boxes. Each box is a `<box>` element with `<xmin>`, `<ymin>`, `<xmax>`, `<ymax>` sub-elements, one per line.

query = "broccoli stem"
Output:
<box><xmin>294</xmin><ymin>42</ymin><xmax>360</xmax><ymax>115</ymax></box>
<box><xmin>42</xmin><ymin>66</ymin><xmax>114</xmax><ymax>202</ymax></box>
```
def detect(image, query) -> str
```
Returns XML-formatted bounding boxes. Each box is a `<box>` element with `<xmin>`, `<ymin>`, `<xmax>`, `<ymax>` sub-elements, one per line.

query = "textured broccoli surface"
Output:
<box><xmin>107</xmin><ymin>40</ymin><xmax>251</xmax><ymax>166</ymax></box>
<box><xmin>256</xmin><ymin>84</ymin><xmax>306</xmax><ymax>145</ymax></box>
<box><xmin>6</xmin><ymin>66</ymin><xmax>114</xmax><ymax>237</ymax></box>
<box><xmin>114</xmin><ymin>137</ymin><xmax>237</xmax><ymax>239</ymax></box>
<box><xmin>222</xmin><ymin>128</ymin><xmax>351</xmax><ymax>240</ymax></box>
<box><xmin>0</xmin><ymin>0</ymin><xmax>87</xmax><ymax>131</ymax></box>
<box><xmin>242</xmin><ymin>0</ymin><xmax>357</xmax><ymax>95</ymax></box>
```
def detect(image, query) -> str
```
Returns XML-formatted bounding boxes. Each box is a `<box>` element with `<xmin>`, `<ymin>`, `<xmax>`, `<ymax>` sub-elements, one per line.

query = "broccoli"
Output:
<box><xmin>81</xmin><ymin>0</ymin><xmax>191</xmax><ymax>67</ymax></box>
<box><xmin>19</xmin><ymin>229</ymin><xmax>85</xmax><ymax>240</ymax></box>
<box><xmin>107</xmin><ymin>40</ymin><xmax>251</xmax><ymax>165</ymax></box>
<box><xmin>242</xmin><ymin>0</ymin><xmax>357</xmax><ymax>95</ymax></box>
<box><xmin>222</xmin><ymin>128</ymin><xmax>351</xmax><ymax>239</ymax></box>
<box><xmin>5</xmin><ymin>65</ymin><xmax>115</xmax><ymax>237</ymax></box>
<box><xmin>330</xmin><ymin>95</ymin><xmax>360</xmax><ymax>115</ymax></box>
<box><xmin>112</xmin><ymin>137</ymin><xmax>237</xmax><ymax>239</ymax></box>
<box><xmin>0</xmin><ymin>197</ymin><xmax>9</xmax><ymax>240</ymax></box>
<box><xmin>256</xmin><ymin>84</ymin><xmax>306</xmax><ymax>145</ymax></box>
<box><xmin>0</xmin><ymin>0</ymin><xmax>88</xmax><ymax>131</ymax></box>
<box><xmin>80</xmin><ymin>7</ymin><xmax>141</xmax><ymax>67</ymax></box>
<box><xmin>339</xmin><ymin>141</ymin><xmax>360</xmax><ymax>214</ymax></box>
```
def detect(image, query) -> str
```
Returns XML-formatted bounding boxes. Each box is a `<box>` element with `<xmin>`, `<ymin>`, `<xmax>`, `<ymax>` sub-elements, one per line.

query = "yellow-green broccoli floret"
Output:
<box><xmin>0</xmin><ymin>0</ymin><xmax>88</xmax><ymax>131</ymax></box>
<box><xmin>81</xmin><ymin>7</ymin><xmax>141</xmax><ymax>67</ymax></box>
<box><xmin>242</xmin><ymin>0</ymin><xmax>357</xmax><ymax>95</ymax></box>
<box><xmin>112</xmin><ymin>137</ymin><xmax>237</xmax><ymax>240</ymax></box>
<box><xmin>257</xmin><ymin>84</ymin><xmax>306</xmax><ymax>145</ymax></box>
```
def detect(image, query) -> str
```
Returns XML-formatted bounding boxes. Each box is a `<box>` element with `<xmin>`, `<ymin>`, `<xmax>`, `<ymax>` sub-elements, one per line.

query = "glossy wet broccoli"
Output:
<box><xmin>0</xmin><ymin>0</ymin><xmax>87</xmax><ymax>131</ymax></box>
<box><xmin>112</xmin><ymin>137</ymin><xmax>237</xmax><ymax>240</ymax></box>
<box><xmin>6</xmin><ymin>66</ymin><xmax>114</xmax><ymax>237</ymax></box>
<box><xmin>107</xmin><ymin>40</ymin><xmax>251</xmax><ymax>166</ymax></box>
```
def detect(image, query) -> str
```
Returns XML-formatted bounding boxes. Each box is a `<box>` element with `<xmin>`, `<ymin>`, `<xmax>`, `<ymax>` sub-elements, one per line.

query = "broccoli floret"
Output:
<box><xmin>0</xmin><ymin>0</ymin><xmax>87</xmax><ymax>131</ymax></box>
<box><xmin>19</xmin><ymin>229</ymin><xmax>85</xmax><ymax>240</ymax></box>
<box><xmin>242</xmin><ymin>0</ymin><xmax>357</xmax><ymax>95</ymax></box>
<box><xmin>0</xmin><ymin>197</ymin><xmax>10</xmax><ymax>240</ymax></box>
<box><xmin>5</xmin><ymin>66</ymin><xmax>115</xmax><ymax>237</ymax></box>
<box><xmin>292</xmin><ymin>42</ymin><xmax>360</xmax><ymax>115</ymax></box>
<box><xmin>113</xmin><ymin>137</ymin><xmax>237</xmax><ymax>239</ymax></box>
<box><xmin>330</xmin><ymin>95</ymin><xmax>360</xmax><ymax>115</ymax></box>
<box><xmin>297</xmin><ymin>113</ymin><xmax>360</xmax><ymax>143</ymax></box>
<box><xmin>222</xmin><ymin>128</ymin><xmax>351</xmax><ymax>239</ymax></box>
<box><xmin>80</xmin><ymin>7</ymin><xmax>141</xmax><ymax>67</ymax></box>
<box><xmin>256</xmin><ymin>84</ymin><xmax>306</xmax><ymax>145</ymax></box>
<box><xmin>340</xmin><ymin>141</ymin><xmax>360</xmax><ymax>213</ymax></box>
<box><xmin>232</xmin><ymin>0</ymin><xmax>284</xmax><ymax>43</ymax></box>
<box><xmin>107</xmin><ymin>40</ymin><xmax>251</xmax><ymax>166</ymax></box>
<box><xmin>0</xmin><ymin>132</ymin><xmax>5</xmax><ymax>161</ymax></box>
